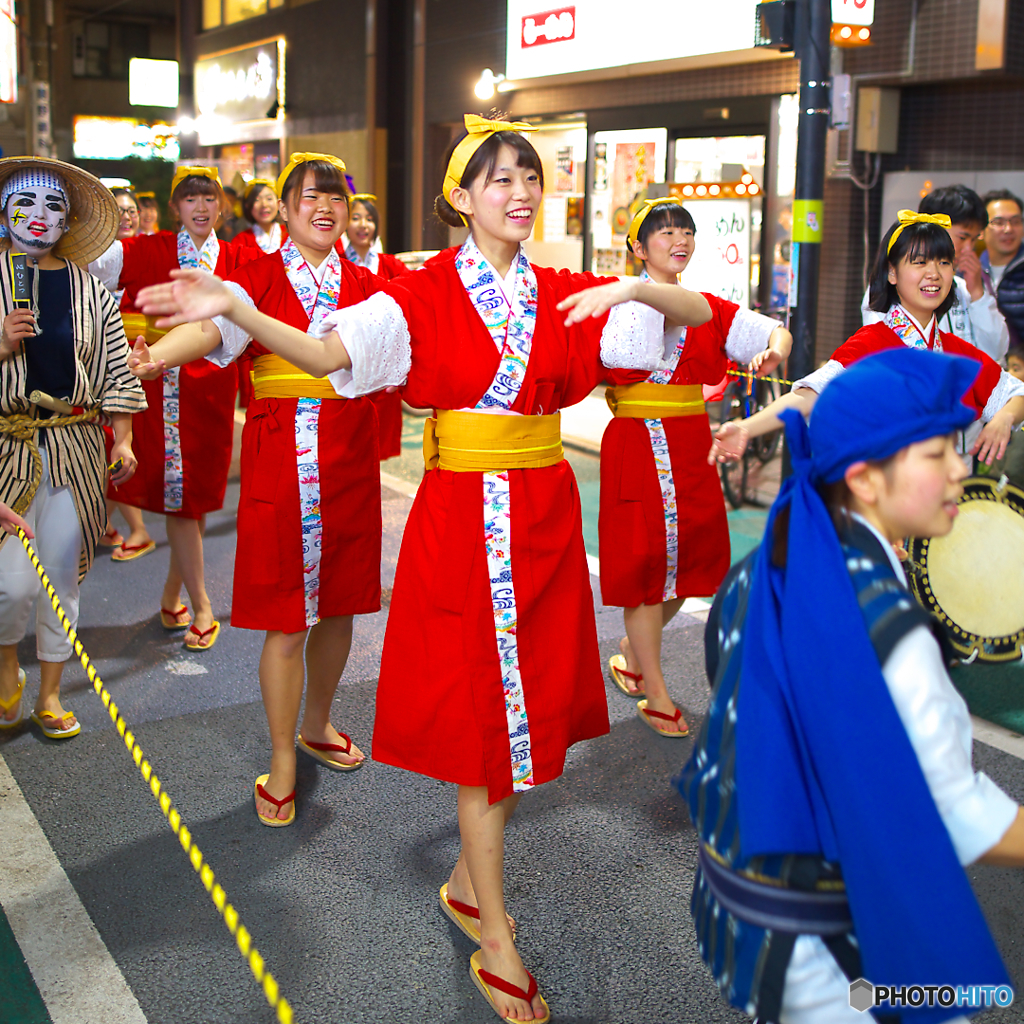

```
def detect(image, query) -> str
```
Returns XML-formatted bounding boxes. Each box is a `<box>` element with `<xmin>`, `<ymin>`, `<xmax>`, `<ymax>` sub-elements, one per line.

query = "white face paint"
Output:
<box><xmin>5</xmin><ymin>186</ymin><xmax>68</xmax><ymax>252</ymax></box>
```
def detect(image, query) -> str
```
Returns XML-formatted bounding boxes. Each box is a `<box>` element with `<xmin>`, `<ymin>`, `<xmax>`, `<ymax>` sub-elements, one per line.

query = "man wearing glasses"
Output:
<box><xmin>982</xmin><ymin>188</ymin><xmax>1024</xmax><ymax>346</ymax></box>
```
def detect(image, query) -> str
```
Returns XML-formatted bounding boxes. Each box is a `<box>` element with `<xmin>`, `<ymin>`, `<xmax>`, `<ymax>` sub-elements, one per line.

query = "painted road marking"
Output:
<box><xmin>0</xmin><ymin>755</ymin><xmax>148</xmax><ymax>1024</ymax></box>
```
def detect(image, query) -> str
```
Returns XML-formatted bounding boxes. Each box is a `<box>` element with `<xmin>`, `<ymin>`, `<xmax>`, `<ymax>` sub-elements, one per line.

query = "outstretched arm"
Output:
<box><xmin>136</xmin><ymin>269</ymin><xmax>352</xmax><ymax>377</ymax></box>
<box><xmin>556</xmin><ymin>278</ymin><xmax>712</xmax><ymax>327</ymax></box>
<box><xmin>708</xmin><ymin>387</ymin><xmax>817</xmax><ymax>464</ymax></box>
<box><xmin>973</xmin><ymin>394</ymin><xmax>1024</xmax><ymax>465</ymax></box>
<box><xmin>128</xmin><ymin>321</ymin><xmax>222</xmax><ymax>379</ymax></box>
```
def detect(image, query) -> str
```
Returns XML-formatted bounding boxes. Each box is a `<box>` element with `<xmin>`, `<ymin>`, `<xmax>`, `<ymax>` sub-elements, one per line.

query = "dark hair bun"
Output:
<box><xmin>434</xmin><ymin>193</ymin><xmax>464</xmax><ymax>228</ymax></box>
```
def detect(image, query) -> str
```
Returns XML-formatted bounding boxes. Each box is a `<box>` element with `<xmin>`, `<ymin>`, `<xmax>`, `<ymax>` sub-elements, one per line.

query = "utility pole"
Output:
<box><xmin>782</xmin><ymin>0</ymin><xmax>831</xmax><ymax>474</ymax></box>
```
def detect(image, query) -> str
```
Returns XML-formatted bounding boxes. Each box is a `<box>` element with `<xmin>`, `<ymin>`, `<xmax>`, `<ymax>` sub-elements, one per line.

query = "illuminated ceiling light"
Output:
<box><xmin>840</xmin><ymin>25</ymin><xmax>852</xmax><ymax>38</ymax></box>
<box><xmin>748</xmin><ymin>183</ymin><xmax>760</xmax><ymax>195</ymax></box>
<box><xmin>858</xmin><ymin>27</ymin><xmax>870</xmax><ymax>39</ymax></box>
<box><xmin>474</xmin><ymin>68</ymin><xmax>505</xmax><ymax>101</ymax></box>
<box><xmin>709</xmin><ymin>184</ymin><xmax>721</xmax><ymax>195</ymax></box>
<box><xmin>696</xmin><ymin>184</ymin><xmax>708</xmax><ymax>196</ymax></box>
<box><xmin>736</xmin><ymin>183</ymin><xmax>747</xmax><ymax>195</ymax></box>
<box><xmin>741</xmin><ymin>172</ymin><xmax>753</xmax><ymax>184</ymax></box>
<box><xmin>177</xmin><ymin>115</ymin><xmax>195</xmax><ymax>134</ymax></box>
<box><xmin>682</xmin><ymin>185</ymin><xmax>694</xmax><ymax>196</ymax></box>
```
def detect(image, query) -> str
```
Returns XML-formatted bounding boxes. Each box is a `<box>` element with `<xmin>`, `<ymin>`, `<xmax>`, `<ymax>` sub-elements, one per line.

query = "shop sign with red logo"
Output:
<box><xmin>521</xmin><ymin>7</ymin><xmax>576</xmax><ymax>48</ymax></box>
<box><xmin>830</xmin><ymin>0</ymin><xmax>874</xmax><ymax>26</ymax></box>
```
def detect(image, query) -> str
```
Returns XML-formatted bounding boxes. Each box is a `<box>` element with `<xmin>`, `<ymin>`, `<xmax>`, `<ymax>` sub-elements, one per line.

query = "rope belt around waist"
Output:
<box><xmin>423</xmin><ymin>409</ymin><xmax>563</xmax><ymax>472</ymax></box>
<box><xmin>251</xmin><ymin>353</ymin><xmax>344</xmax><ymax>401</ymax></box>
<box><xmin>605</xmin><ymin>382</ymin><xmax>705</xmax><ymax>419</ymax></box>
<box><xmin>0</xmin><ymin>409</ymin><xmax>100</xmax><ymax>515</ymax></box>
<box><xmin>120</xmin><ymin>312</ymin><xmax>168</xmax><ymax>346</ymax></box>
<box><xmin>697</xmin><ymin>844</ymin><xmax>853</xmax><ymax>936</ymax></box>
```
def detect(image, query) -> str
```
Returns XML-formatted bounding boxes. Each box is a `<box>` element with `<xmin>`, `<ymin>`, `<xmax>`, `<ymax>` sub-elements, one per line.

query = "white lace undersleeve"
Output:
<box><xmin>317</xmin><ymin>291</ymin><xmax>412</xmax><ymax>398</ymax></box>
<box><xmin>599</xmin><ymin>299</ymin><xmax>667</xmax><ymax>371</ymax></box>
<box><xmin>793</xmin><ymin>359</ymin><xmax>844</xmax><ymax>394</ymax></box>
<box><xmin>724</xmin><ymin>306</ymin><xmax>779</xmax><ymax>364</ymax></box>
<box><xmin>207</xmin><ymin>283</ymin><xmax>256</xmax><ymax>367</ymax></box>
<box><xmin>87</xmin><ymin>240</ymin><xmax>124</xmax><ymax>294</ymax></box>
<box><xmin>981</xmin><ymin>368</ymin><xmax>1024</xmax><ymax>426</ymax></box>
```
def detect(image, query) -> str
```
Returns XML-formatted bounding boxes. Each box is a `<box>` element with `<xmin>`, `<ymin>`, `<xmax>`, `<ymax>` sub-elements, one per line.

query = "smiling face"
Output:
<box><xmin>5</xmin><ymin>185</ymin><xmax>68</xmax><ymax>253</ymax></box>
<box><xmin>279</xmin><ymin>168</ymin><xmax>348</xmax><ymax>253</ymax></box>
<box><xmin>985</xmin><ymin>199</ymin><xmax>1024</xmax><ymax>262</ymax></box>
<box><xmin>449</xmin><ymin>142</ymin><xmax>542</xmax><ymax>248</ymax></box>
<box><xmin>173</xmin><ymin>190</ymin><xmax>218</xmax><ymax>241</ymax></box>
<box><xmin>633</xmin><ymin>224</ymin><xmax>696</xmax><ymax>283</ymax></box>
<box><xmin>347</xmin><ymin>200</ymin><xmax>377</xmax><ymax>252</ymax></box>
<box><xmin>250</xmin><ymin>185</ymin><xmax>278</xmax><ymax>230</ymax></box>
<box><xmin>116</xmin><ymin>193</ymin><xmax>139</xmax><ymax>240</ymax></box>
<box><xmin>888</xmin><ymin>249</ymin><xmax>954</xmax><ymax>326</ymax></box>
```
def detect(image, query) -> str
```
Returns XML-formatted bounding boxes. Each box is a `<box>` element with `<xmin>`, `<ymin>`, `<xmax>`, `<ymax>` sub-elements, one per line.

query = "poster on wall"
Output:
<box><xmin>555</xmin><ymin>146</ymin><xmax>575</xmax><ymax>192</ymax></box>
<box><xmin>612</xmin><ymin>141</ymin><xmax>657</xmax><ymax>238</ymax></box>
<box><xmin>676</xmin><ymin>197</ymin><xmax>752</xmax><ymax>307</ymax></box>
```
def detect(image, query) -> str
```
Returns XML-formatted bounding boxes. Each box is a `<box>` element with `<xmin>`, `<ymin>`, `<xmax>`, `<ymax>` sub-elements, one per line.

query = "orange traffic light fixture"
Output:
<box><xmin>831</xmin><ymin>23</ymin><xmax>872</xmax><ymax>46</ymax></box>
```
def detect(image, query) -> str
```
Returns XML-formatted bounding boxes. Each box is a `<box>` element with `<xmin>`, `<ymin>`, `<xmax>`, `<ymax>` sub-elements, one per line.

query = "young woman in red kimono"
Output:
<box><xmin>89</xmin><ymin>167</ymin><xmax>249</xmax><ymax>649</ymax></box>
<box><xmin>128</xmin><ymin>154</ymin><xmax>384</xmax><ymax>827</ymax></box>
<box><xmin>601</xmin><ymin>199</ymin><xmax>791</xmax><ymax>735</ymax></box>
<box><xmin>710</xmin><ymin>213</ymin><xmax>1024</xmax><ymax>468</ymax></box>
<box><xmin>344</xmin><ymin>192</ymin><xmax>409</xmax><ymax>459</ymax></box>
<box><xmin>136</xmin><ymin>116</ymin><xmax>713</xmax><ymax>1023</ymax></box>
<box><xmin>233</xmin><ymin>179</ymin><xmax>286</xmax><ymax>258</ymax></box>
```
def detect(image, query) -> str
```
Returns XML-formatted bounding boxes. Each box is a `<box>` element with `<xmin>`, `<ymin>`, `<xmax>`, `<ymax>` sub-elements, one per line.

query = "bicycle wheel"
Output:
<box><xmin>720</xmin><ymin>454</ymin><xmax>749</xmax><ymax>510</ymax></box>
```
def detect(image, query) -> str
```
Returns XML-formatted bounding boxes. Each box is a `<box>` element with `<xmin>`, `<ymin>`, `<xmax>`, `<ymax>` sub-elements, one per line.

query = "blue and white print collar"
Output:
<box><xmin>177</xmin><ymin>229</ymin><xmax>219</xmax><ymax>274</ymax></box>
<box><xmin>455</xmin><ymin>237</ymin><xmax>538</xmax><ymax>411</ymax></box>
<box><xmin>640</xmin><ymin>269</ymin><xmax>686</xmax><ymax>384</ymax></box>
<box><xmin>280</xmin><ymin>237</ymin><xmax>343</xmax><ymax>334</ymax></box>
<box><xmin>885</xmin><ymin>303</ymin><xmax>940</xmax><ymax>351</ymax></box>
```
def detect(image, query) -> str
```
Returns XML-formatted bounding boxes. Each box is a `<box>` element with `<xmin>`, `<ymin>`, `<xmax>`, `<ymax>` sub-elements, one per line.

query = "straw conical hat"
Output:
<box><xmin>0</xmin><ymin>156</ymin><xmax>119</xmax><ymax>265</ymax></box>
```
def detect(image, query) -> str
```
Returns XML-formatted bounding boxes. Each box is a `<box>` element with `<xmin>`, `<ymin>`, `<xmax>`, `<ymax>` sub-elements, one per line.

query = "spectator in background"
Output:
<box><xmin>136</xmin><ymin>192</ymin><xmax>159</xmax><ymax>235</ymax></box>
<box><xmin>863</xmin><ymin>184</ymin><xmax>1008</xmax><ymax>361</ymax></box>
<box><xmin>217</xmin><ymin>186</ymin><xmax>244</xmax><ymax>242</ymax></box>
<box><xmin>982</xmin><ymin>188</ymin><xmax>1024</xmax><ymax>347</ymax></box>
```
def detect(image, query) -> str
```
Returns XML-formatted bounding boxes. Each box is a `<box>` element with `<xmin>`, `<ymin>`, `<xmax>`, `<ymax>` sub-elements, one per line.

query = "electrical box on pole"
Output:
<box><xmin>855</xmin><ymin>87</ymin><xmax>899</xmax><ymax>153</ymax></box>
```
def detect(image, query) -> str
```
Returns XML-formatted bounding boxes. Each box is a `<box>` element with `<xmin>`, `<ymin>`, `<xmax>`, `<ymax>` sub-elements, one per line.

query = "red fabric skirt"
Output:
<box><xmin>372</xmin><ymin>461</ymin><xmax>609</xmax><ymax>803</ymax></box>
<box><xmin>598</xmin><ymin>414</ymin><xmax>730</xmax><ymax>607</ymax></box>
<box><xmin>111</xmin><ymin>360</ymin><xmax>238</xmax><ymax>519</ymax></box>
<box><xmin>369</xmin><ymin>390</ymin><xmax>402</xmax><ymax>461</ymax></box>
<box><xmin>231</xmin><ymin>395</ymin><xmax>382</xmax><ymax>633</ymax></box>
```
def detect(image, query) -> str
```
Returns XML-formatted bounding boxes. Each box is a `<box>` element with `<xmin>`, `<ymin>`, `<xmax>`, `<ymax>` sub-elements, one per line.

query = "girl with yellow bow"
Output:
<box><xmin>710</xmin><ymin>213</ymin><xmax>1024</xmax><ymax>472</ymax></box>
<box><xmin>89</xmin><ymin>167</ymin><xmax>255</xmax><ymax>650</ymax></box>
<box><xmin>134</xmin><ymin>113</ymin><xmax>713</xmax><ymax>1023</ymax></box>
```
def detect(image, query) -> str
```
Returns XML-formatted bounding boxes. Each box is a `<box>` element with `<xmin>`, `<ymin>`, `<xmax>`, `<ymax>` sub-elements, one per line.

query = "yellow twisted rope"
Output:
<box><xmin>10</xmin><ymin>524</ymin><xmax>296</xmax><ymax>1024</ymax></box>
<box><xmin>0</xmin><ymin>409</ymin><xmax>100</xmax><ymax>514</ymax></box>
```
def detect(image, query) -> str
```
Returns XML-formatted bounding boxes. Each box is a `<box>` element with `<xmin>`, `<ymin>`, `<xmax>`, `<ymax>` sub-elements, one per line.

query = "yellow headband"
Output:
<box><xmin>627</xmin><ymin>197</ymin><xmax>683</xmax><ymax>248</ymax></box>
<box><xmin>442</xmin><ymin>113</ymin><xmax>539</xmax><ymax>209</ymax></box>
<box><xmin>349</xmin><ymin>193</ymin><xmax>377</xmax><ymax>204</ymax></box>
<box><xmin>887</xmin><ymin>209</ymin><xmax>953</xmax><ymax>253</ymax></box>
<box><xmin>244</xmin><ymin>178</ymin><xmax>276</xmax><ymax>200</ymax></box>
<box><xmin>276</xmin><ymin>153</ymin><xmax>348</xmax><ymax>199</ymax></box>
<box><xmin>135</xmin><ymin>191</ymin><xmax>155</xmax><ymax>200</ymax></box>
<box><xmin>170</xmin><ymin>166</ymin><xmax>222</xmax><ymax>196</ymax></box>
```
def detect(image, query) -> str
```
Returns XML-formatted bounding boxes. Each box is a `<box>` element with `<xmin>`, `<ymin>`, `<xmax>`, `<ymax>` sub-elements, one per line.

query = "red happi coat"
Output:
<box><xmin>226</xmin><ymin>252</ymin><xmax>388</xmax><ymax>632</ymax></box>
<box><xmin>829</xmin><ymin>323</ymin><xmax>1001</xmax><ymax>413</ymax></box>
<box><xmin>599</xmin><ymin>294</ymin><xmax>749</xmax><ymax>607</ymax></box>
<box><xmin>372</xmin><ymin>250</ymin><xmax>619</xmax><ymax>802</ymax></box>
<box><xmin>367</xmin><ymin>252</ymin><xmax>411</xmax><ymax>461</ymax></box>
<box><xmin>111</xmin><ymin>231</ymin><xmax>249</xmax><ymax>518</ymax></box>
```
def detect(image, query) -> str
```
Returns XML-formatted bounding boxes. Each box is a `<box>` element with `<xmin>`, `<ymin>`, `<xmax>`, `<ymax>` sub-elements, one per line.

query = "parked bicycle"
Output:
<box><xmin>716</xmin><ymin>366</ymin><xmax>781</xmax><ymax>509</ymax></box>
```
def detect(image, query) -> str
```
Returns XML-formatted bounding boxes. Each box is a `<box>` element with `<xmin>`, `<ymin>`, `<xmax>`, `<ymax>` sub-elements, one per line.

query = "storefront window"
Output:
<box><xmin>589</xmin><ymin>128</ymin><xmax>668</xmax><ymax>275</ymax></box>
<box><xmin>769</xmin><ymin>93</ymin><xmax>799</xmax><ymax>314</ymax></box>
<box><xmin>202</xmin><ymin>0</ymin><xmax>221</xmax><ymax>30</ymax></box>
<box><xmin>204</xmin><ymin>0</ymin><xmax>284</xmax><ymax>29</ymax></box>
<box><xmin>522</xmin><ymin>123</ymin><xmax>588</xmax><ymax>273</ymax></box>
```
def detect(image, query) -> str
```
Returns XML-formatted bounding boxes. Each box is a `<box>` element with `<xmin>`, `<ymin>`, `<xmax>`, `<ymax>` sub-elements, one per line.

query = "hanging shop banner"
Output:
<box><xmin>507</xmin><ymin>0</ymin><xmax>762</xmax><ymax>81</ymax></box>
<box><xmin>0</xmin><ymin>0</ymin><xmax>15</xmax><ymax>104</ymax></box>
<box><xmin>671</xmin><ymin>196</ymin><xmax>752</xmax><ymax>308</ymax></box>
<box><xmin>194</xmin><ymin>38</ymin><xmax>284</xmax><ymax>129</ymax></box>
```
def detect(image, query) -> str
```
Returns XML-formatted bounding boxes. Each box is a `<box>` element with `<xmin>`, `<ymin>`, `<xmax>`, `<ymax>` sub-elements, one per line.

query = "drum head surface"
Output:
<box><xmin>927</xmin><ymin>501</ymin><xmax>1024</xmax><ymax>637</ymax></box>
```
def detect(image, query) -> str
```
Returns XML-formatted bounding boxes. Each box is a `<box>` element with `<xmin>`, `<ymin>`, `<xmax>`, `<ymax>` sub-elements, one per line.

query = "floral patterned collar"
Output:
<box><xmin>177</xmin><ymin>229</ymin><xmax>219</xmax><ymax>274</ymax></box>
<box><xmin>280</xmin><ymin>238</ymin><xmax>343</xmax><ymax>334</ymax></box>
<box><xmin>884</xmin><ymin>304</ymin><xmax>940</xmax><ymax>351</ymax></box>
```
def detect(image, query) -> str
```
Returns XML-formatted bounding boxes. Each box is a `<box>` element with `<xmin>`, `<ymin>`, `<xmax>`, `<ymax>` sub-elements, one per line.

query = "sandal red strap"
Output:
<box><xmin>188</xmin><ymin>623</ymin><xmax>217</xmax><ymax>640</ymax></box>
<box><xmin>477</xmin><ymin>967</ymin><xmax>538</xmax><ymax>1003</ymax></box>
<box><xmin>161</xmin><ymin>604</ymin><xmax>188</xmax><ymax>616</ymax></box>
<box><xmin>256</xmin><ymin>782</ymin><xmax>296</xmax><ymax>809</ymax></box>
<box><xmin>118</xmin><ymin>541</ymin><xmax>152</xmax><ymax>553</ymax></box>
<box><xmin>301</xmin><ymin>734</ymin><xmax>353</xmax><ymax>754</ymax></box>
<box><xmin>643</xmin><ymin>706</ymin><xmax>682</xmax><ymax>725</ymax></box>
<box><xmin>445</xmin><ymin>894</ymin><xmax>480</xmax><ymax>919</ymax></box>
<box><xmin>617</xmin><ymin>667</ymin><xmax>643</xmax><ymax>682</ymax></box>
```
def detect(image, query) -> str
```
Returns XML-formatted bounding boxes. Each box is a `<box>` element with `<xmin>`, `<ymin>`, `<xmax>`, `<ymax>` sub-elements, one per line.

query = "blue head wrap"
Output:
<box><xmin>736</xmin><ymin>347</ymin><xmax>1007</xmax><ymax>1014</ymax></box>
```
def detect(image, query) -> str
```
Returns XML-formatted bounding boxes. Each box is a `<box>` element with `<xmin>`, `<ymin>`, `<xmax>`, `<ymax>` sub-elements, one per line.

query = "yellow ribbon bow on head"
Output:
<box><xmin>170</xmin><ymin>166</ymin><xmax>222</xmax><ymax>196</ymax></box>
<box><xmin>243</xmin><ymin>177</ymin><xmax>277</xmax><ymax>199</ymax></box>
<box><xmin>442</xmin><ymin>113</ymin><xmax>539</xmax><ymax>209</ymax></box>
<box><xmin>276</xmin><ymin>153</ymin><xmax>348</xmax><ymax>199</ymax></box>
<box><xmin>887</xmin><ymin>209</ymin><xmax>953</xmax><ymax>253</ymax></box>
<box><xmin>349</xmin><ymin>193</ymin><xmax>378</xmax><ymax>204</ymax></box>
<box><xmin>627</xmin><ymin>196</ymin><xmax>684</xmax><ymax>248</ymax></box>
<box><xmin>134</xmin><ymin>191</ymin><xmax>155</xmax><ymax>200</ymax></box>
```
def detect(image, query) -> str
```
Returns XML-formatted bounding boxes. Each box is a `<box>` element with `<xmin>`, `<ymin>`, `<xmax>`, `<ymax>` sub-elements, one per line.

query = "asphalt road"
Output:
<box><xmin>3</xmin><ymin>469</ymin><xmax>1024</xmax><ymax>1024</ymax></box>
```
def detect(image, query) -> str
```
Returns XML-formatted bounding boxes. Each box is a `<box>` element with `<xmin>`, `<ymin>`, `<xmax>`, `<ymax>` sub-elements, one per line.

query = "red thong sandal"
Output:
<box><xmin>184</xmin><ymin>621</ymin><xmax>220</xmax><ymax>651</ymax></box>
<box><xmin>297</xmin><ymin>733</ymin><xmax>364</xmax><ymax>772</ymax></box>
<box><xmin>99</xmin><ymin>525</ymin><xmax>123</xmax><ymax>548</ymax></box>
<box><xmin>608</xmin><ymin>653</ymin><xmax>645</xmax><ymax>697</ymax></box>
<box><xmin>254</xmin><ymin>774</ymin><xmax>296</xmax><ymax>827</ymax></box>
<box><xmin>439</xmin><ymin>884</ymin><xmax>517</xmax><ymax>945</ymax></box>
<box><xmin>470</xmin><ymin>950</ymin><xmax>550</xmax><ymax>1024</ymax></box>
<box><xmin>159</xmin><ymin>604</ymin><xmax>192</xmax><ymax>630</ymax></box>
<box><xmin>111</xmin><ymin>539</ymin><xmax>156</xmax><ymax>562</ymax></box>
<box><xmin>637</xmin><ymin>699</ymin><xmax>689</xmax><ymax>738</ymax></box>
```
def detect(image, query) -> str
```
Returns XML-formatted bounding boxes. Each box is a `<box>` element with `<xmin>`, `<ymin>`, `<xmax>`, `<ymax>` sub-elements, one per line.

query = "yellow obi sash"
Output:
<box><xmin>605</xmin><ymin>382</ymin><xmax>705</xmax><ymax>418</ymax></box>
<box><xmin>120</xmin><ymin>312</ymin><xmax>168</xmax><ymax>345</ymax></box>
<box><xmin>423</xmin><ymin>409</ymin><xmax>563</xmax><ymax>472</ymax></box>
<box><xmin>251</xmin><ymin>353</ymin><xmax>342</xmax><ymax>401</ymax></box>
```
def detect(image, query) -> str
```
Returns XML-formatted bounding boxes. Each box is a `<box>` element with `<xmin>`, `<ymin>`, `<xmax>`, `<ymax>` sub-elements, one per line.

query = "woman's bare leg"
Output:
<box><xmin>115</xmin><ymin>503</ymin><xmax>151</xmax><ymax>549</ymax></box>
<box><xmin>622</xmin><ymin>597</ymin><xmax>687</xmax><ymax>732</ymax></box>
<box><xmin>455</xmin><ymin>786</ymin><xmax>545</xmax><ymax>1021</ymax></box>
<box><xmin>35</xmin><ymin>660</ymin><xmax>74</xmax><ymax>729</ymax></box>
<box><xmin>163</xmin><ymin>515</ymin><xmax>214</xmax><ymax>637</ymax></box>
<box><xmin>299</xmin><ymin>615</ymin><xmax>363</xmax><ymax>766</ymax></box>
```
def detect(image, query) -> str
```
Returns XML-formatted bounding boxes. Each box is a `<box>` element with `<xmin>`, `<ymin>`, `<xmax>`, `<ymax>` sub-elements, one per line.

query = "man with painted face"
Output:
<box><xmin>0</xmin><ymin>158</ymin><xmax>146</xmax><ymax>739</ymax></box>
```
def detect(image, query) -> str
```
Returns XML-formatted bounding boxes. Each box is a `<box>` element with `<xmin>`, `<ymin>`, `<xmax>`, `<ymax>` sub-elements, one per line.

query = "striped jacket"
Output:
<box><xmin>0</xmin><ymin>255</ymin><xmax>147</xmax><ymax>580</ymax></box>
